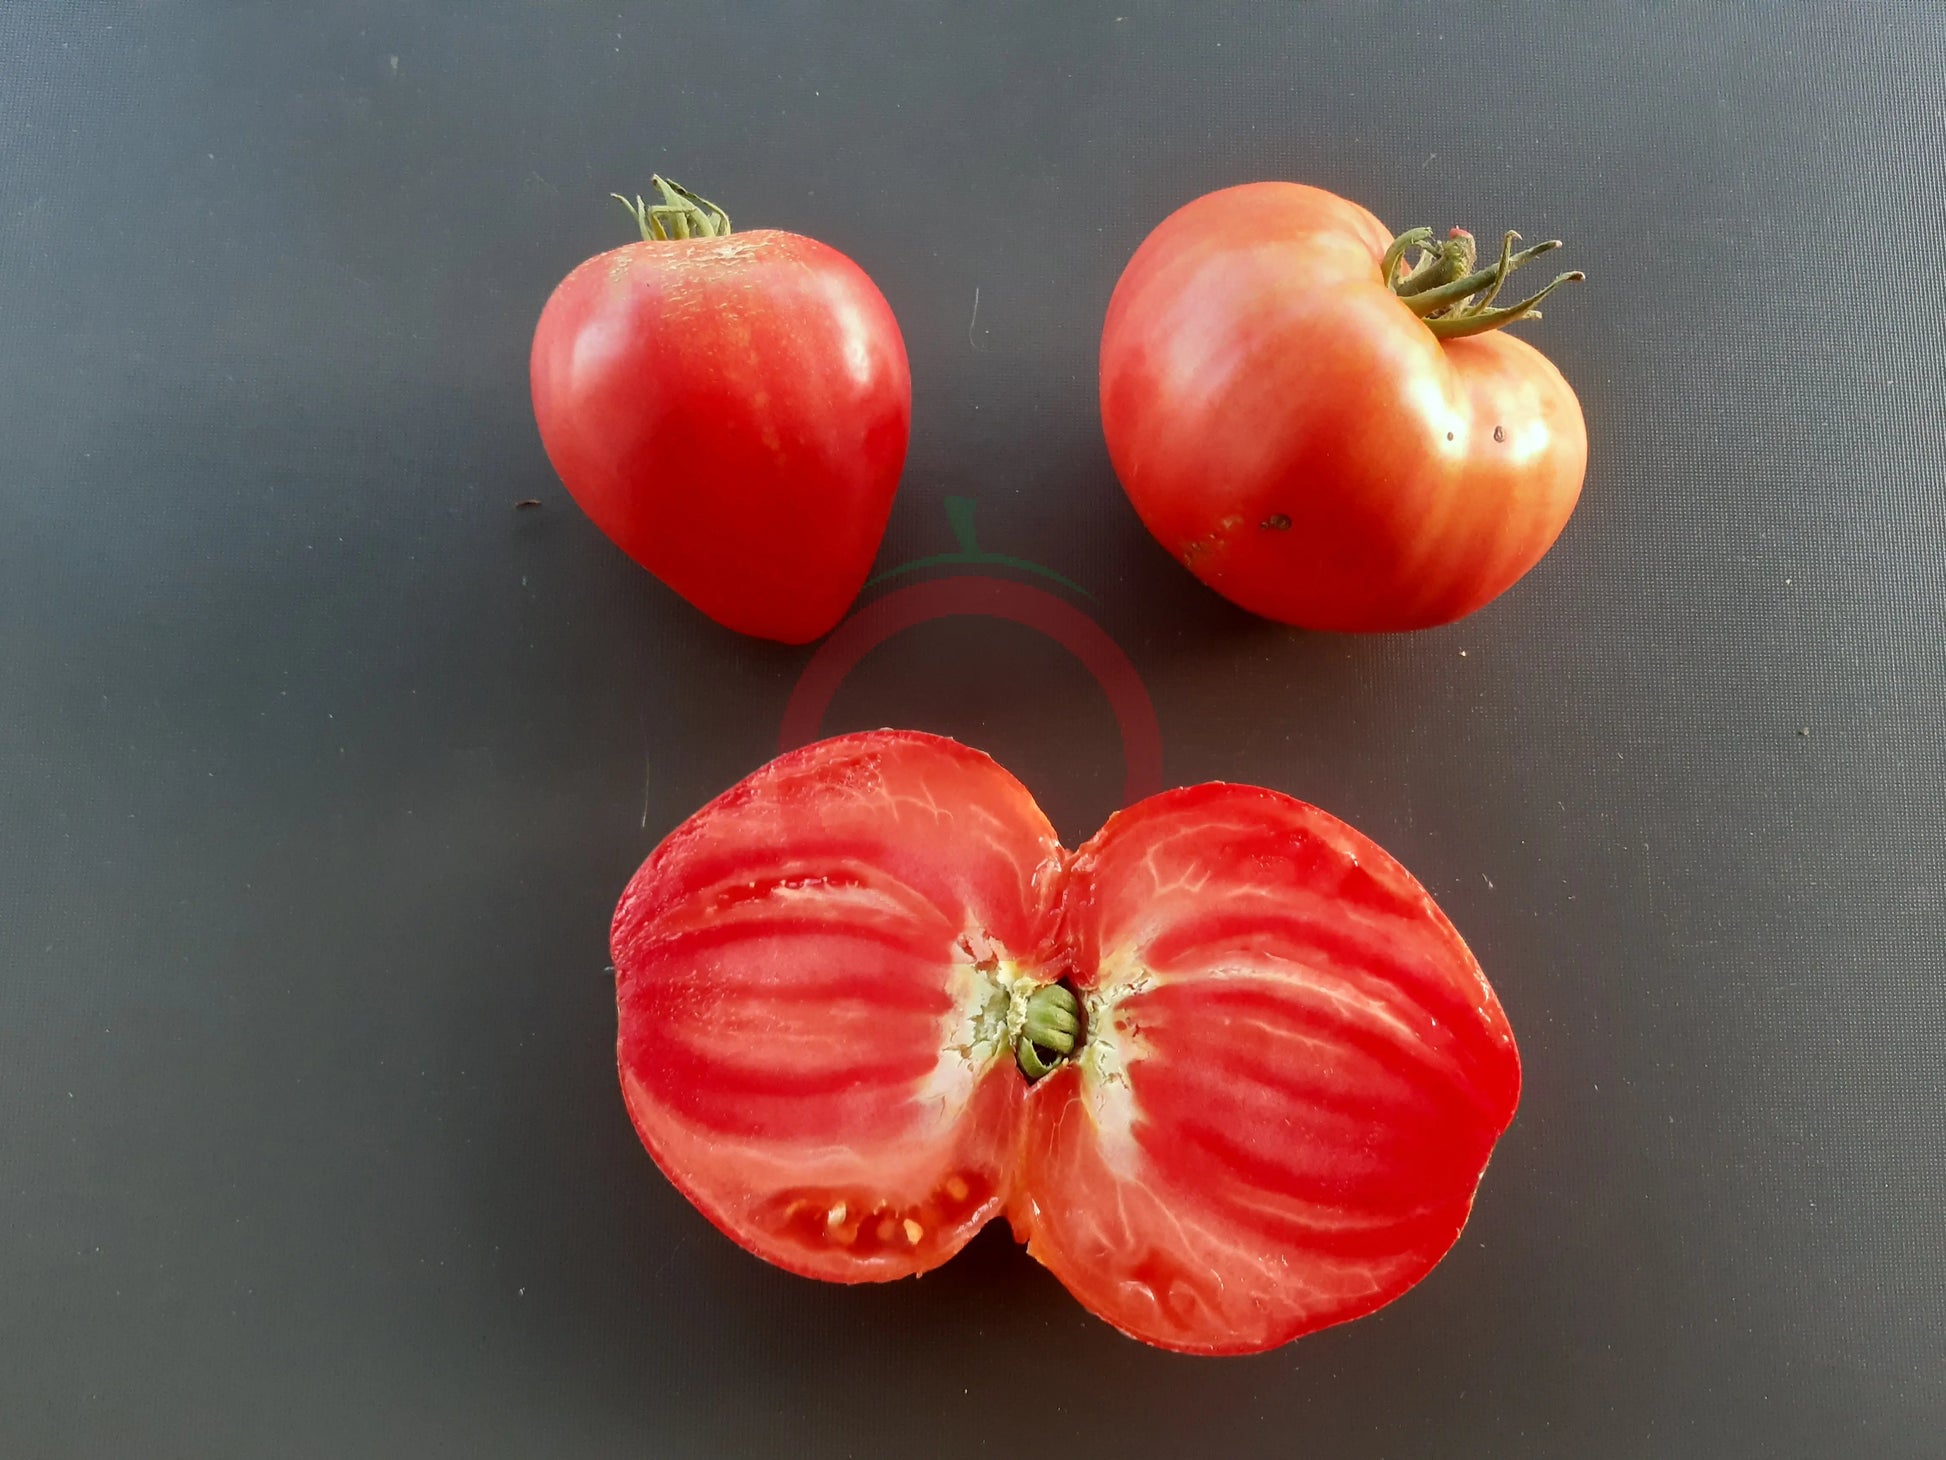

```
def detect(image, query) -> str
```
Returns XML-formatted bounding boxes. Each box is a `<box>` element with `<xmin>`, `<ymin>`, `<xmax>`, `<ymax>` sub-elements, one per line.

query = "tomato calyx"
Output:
<box><xmin>1381</xmin><ymin>224</ymin><xmax>1583</xmax><ymax>338</ymax></box>
<box><xmin>610</xmin><ymin>174</ymin><xmax>733</xmax><ymax>241</ymax></box>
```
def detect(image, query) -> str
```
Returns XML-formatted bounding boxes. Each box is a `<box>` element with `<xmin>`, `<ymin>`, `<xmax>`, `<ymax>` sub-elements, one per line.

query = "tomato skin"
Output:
<box><xmin>613</xmin><ymin>732</ymin><xmax>1520</xmax><ymax>1351</ymax></box>
<box><xmin>531</xmin><ymin>229</ymin><xmax>910</xmax><ymax>644</ymax></box>
<box><xmin>1100</xmin><ymin>182</ymin><xmax>1587</xmax><ymax>631</ymax></box>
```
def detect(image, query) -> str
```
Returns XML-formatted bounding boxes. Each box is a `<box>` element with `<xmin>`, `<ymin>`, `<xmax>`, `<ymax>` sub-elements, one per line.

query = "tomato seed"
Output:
<box><xmin>944</xmin><ymin>1175</ymin><xmax>970</xmax><ymax>1202</ymax></box>
<box><xmin>903</xmin><ymin>1219</ymin><xmax>924</xmax><ymax>1245</ymax></box>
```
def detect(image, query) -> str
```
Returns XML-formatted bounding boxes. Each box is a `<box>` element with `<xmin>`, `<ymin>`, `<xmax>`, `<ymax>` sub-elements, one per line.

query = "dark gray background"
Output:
<box><xmin>4</xmin><ymin>3</ymin><xmax>1942</xmax><ymax>1456</ymax></box>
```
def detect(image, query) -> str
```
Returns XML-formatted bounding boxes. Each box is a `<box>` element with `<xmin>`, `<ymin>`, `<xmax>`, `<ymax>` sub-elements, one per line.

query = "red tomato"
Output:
<box><xmin>1100</xmin><ymin>182</ymin><xmax>1587</xmax><ymax>631</ymax></box>
<box><xmin>531</xmin><ymin>179</ymin><xmax>910</xmax><ymax>644</ymax></box>
<box><xmin>613</xmin><ymin>731</ymin><xmax>1520</xmax><ymax>1354</ymax></box>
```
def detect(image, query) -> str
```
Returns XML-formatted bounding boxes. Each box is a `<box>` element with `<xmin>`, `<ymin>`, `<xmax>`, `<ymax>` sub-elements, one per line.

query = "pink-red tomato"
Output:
<box><xmin>531</xmin><ymin>182</ymin><xmax>910</xmax><ymax>644</ymax></box>
<box><xmin>1100</xmin><ymin>182</ymin><xmax>1587</xmax><ymax>632</ymax></box>
<box><xmin>612</xmin><ymin>730</ymin><xmax>1520</xmax><ymax>1354</ymax></box>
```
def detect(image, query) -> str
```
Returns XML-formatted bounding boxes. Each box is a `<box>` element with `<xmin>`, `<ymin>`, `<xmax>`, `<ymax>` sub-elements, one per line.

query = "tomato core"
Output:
<box><xmin>1015</xmin><ymin>981</ymin><xmax>1084</xmax><ymax>1080</ymax></box>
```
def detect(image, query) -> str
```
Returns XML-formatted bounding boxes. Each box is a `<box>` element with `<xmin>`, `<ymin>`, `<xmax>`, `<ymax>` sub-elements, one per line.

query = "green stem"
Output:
<box><xmin>611</xmin><ymin>174</ymin><xmax>732</xmax><ymax>242</ymax></box>
<box><xmin>1014</xmin><ymin>983</ymin><xmax>1082</xmax><ymax>1081</ymax></box>
<box><xmin>1400</xmin><ymin>232</ymin><xmax>1510</xmax><ymax>316</ymax></box>
<box><xmin>1395</xmin><ymin>229</ymin><xmax>1474</xmax><ymax>297</ymax></box>
<box><xmin>1384</xmin><ymin>220</ymin><xmax>1580</xmax><ymax>336</ymax></box>
<box><xmin>1380</xmin><ymin>226</ymin><xmax>1434</xmax><ymax>289</ymax></box>
<box><xmin>1422</xmin><ymin>269</ymin><xmax>1584</xmax><ymax>338</ymax></box>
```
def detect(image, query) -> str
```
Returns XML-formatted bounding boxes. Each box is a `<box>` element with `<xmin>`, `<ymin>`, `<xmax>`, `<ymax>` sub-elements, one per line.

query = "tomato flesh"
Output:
<box><xmin>613</xmin><ymin>733</ymin><xmax>1520</xmax><ymax>1351</ymax></box>
<box><xmin>1017</xmin><ymin>784</ymin><xmax>1519</xmax><ymax>1353</ymax></box>
<box><xmin>614</xmin><ymin>732</ymin><xmax>1058</xmax><ymax>1279</ymax></box>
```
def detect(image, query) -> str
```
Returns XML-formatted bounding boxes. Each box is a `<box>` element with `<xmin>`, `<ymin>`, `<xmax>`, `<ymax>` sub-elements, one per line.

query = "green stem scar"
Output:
<box><xmin>1384</xmin><ymin>224</ymin><xmax>1582</xmax><ymax>338</ymax></box>
<box><xmin>1014</xmin><ymin>983</ymin><xmax>1082</xmax><ymax>1081</ymax></box>
<box><xmin>612</xmin><ymin>175</ymin><xmax>732</xmax><ymax>241</ymax></box>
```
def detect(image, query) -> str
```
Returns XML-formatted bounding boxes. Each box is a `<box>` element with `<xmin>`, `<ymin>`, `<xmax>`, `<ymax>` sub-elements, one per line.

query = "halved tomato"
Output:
<box><xmin>612</xmin><ymin>731</ymin><xmax>1519</xmax><ymax>1353</ymax></box>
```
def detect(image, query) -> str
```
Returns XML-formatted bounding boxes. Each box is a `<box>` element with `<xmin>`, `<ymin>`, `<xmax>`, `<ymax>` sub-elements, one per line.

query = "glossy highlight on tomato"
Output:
<box><xmin>1100</xmin><ymin>181</ymin><xmax>1588</xmax><ymax>632</ymax></box>
<box><xmin>613</xmin><ymin>731</ymin><xmax>1520</xmax><ymax>1354</ymax></box>
<box><xmin>531</xmin><ymin>178</ymin><xmax>910</xmax><ymax>644</ymax></box>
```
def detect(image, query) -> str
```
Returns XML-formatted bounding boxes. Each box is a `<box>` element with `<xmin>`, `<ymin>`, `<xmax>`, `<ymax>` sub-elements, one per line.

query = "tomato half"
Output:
<box><xmin>1100</xmin><ymin>182</ymin><xmax>1587</xmax><ymax>632</ymax></box>
<box><xmin>613</xmin><ymin>731</ymin><xmax>1520</xmax><ymax>1354</ymax></box>
<box><xmin>531</xmin><ymin>179</ymin><xmax>910</xmax><ymax>644</ymax></box>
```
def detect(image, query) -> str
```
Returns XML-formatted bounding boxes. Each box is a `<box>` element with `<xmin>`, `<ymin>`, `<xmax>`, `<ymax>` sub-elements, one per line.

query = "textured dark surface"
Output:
<box><xmin>4</xmin><ymin>3</ymin><xmax>1943</xmax><ymax>1456</ymax></box>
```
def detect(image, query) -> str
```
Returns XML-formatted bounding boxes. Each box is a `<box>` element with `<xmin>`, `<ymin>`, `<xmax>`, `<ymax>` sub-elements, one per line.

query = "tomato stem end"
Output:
<box><xmin>611</xmin><ymin>175</ymin><xmax>733</xmax><ymax>242</ymax></box>
<box><xmin>1384</xmin><ymin>223</ymin><xmax>1581</xmax><ymax>338</ymax></box>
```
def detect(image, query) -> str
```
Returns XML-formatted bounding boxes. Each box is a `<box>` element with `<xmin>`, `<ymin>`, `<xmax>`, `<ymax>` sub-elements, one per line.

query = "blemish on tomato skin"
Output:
<box><xmin>1260</xmin><ymin>513</ymin><xmax>1291</xmax><ymax>531</ymax></box>
<box><xmin>1181</xmin><ymin>514</ymin><xmax>1257</xmax><ymax>570</ymax></box>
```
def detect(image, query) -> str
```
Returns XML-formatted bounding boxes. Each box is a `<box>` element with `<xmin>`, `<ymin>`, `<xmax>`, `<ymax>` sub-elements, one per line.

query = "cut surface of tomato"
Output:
<box><xmin>613</xmin><ymin>733</ymin><xmax>1520</xmax><ymax>1350</ymax></box>
<box><xmin>1013</xmin><ymin>784</ymin><xmax>1520</xmax><ymax>1353</ymax></box>
<box><xmin>613</xmin><ymin>732</ymin><xmax>1062</xmax><ymax>1280</ymax></box>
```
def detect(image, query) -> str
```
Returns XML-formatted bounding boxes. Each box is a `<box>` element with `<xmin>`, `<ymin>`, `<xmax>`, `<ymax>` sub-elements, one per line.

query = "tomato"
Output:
<box><xmin>613</xmin><ymin>731</ymin><xmax>1520</xmax><ymax>1354</ymax></box>
<box><xmin>531</xmin><ymin>178</ymin><xmax>910</xmax><ymax>644</ymax></box>
<box><xmin>1099</xmin><ymin>182</ymin><xmax>1587</xmax><ymax>632</ymax></box>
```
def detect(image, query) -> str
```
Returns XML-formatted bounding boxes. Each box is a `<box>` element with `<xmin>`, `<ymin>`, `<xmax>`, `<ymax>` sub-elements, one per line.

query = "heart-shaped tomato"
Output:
<box><xmin>531</xmin><ymin>179</ymin><xmax>910</xmax><ymax>644</ymax></box>
<box><xmin>613</xmin><ymin>731</ymin><xmax>1519</xmax><ymax>1354</ymax></box>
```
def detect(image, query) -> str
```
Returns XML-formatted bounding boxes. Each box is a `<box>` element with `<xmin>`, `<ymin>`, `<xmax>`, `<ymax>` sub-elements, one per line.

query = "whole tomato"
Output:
<box><xmin>531</xmin><ymin>178</ymin><xmax>910</xmax><ymax>643</ymax></box>
<box><xmin>1100</xmin><ymin>182</ymin><xmax>1587</xmax><ymax>631</ymax></box>
<box><xmin>612</xmin><ymin>731</ymin><xmax>1520</xmax><ymax>1354</ymax></box>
